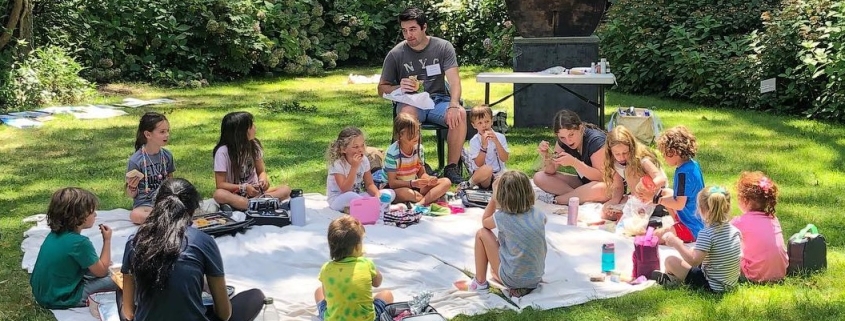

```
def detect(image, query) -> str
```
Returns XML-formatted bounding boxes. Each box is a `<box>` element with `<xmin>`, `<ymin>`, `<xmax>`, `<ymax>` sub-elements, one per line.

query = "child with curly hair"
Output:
<box><xmin>325</xmin><ymin>127</ymin><xmax>388</xmax><ymax>211</ymax></box>
<box><xmin>731</xmin><ymin>171</ymin><xmax>788</xmax><ymax>283</ymax></box>
<box><xmin>655</xmin><ymin>126</ymin><xmax>705</xmax><ymax>242</ymax></box>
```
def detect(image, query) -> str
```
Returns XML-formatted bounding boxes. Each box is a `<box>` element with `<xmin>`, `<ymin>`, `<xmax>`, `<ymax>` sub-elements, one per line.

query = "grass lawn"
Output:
<box><xmin>1</xmin><ymin>66</ymin><xmax>843</xmax><ymax>320</ymax></box>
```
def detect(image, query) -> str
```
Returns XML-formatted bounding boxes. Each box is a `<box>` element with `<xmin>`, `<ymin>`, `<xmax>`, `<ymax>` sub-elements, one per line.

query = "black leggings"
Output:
<box><xmin>117</xmin><ymin>288</ymin><xmax>266</xmax><ymax>321</ymax></box>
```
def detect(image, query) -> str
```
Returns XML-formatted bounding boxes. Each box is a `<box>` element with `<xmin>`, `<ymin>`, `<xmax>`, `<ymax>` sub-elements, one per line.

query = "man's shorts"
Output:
<box><xmin>394</xmin><ymin>94</ymin><xmax>452</xmax><ymax>127</ymax></box>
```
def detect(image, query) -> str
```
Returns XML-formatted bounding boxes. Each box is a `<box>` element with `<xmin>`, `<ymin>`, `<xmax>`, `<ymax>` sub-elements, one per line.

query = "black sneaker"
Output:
<box><xmin>649</xmin><ymin>270</ymin><xmax>673</xmax><ymax>285</ymax></box>
<box><xmin>442</xmin><ymin>163</ymin><xmax>464</xmax><ymax>184</ymax></box>
<box><xmin>424</xmin><ymin>163</ymin><xmax>438</xmax><ymax>177</ymax></box>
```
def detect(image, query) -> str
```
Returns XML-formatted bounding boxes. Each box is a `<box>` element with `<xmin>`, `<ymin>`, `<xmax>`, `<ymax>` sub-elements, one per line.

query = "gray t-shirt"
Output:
<box><xmin>380</xmin><ymin>37</ymin><xmax>458</xmax><ymax>96</ymax></box>
<box><xmin>122</xmin><ymin>227</ymin><xmax>224</xmax><ymax>321</ymax></box>
<box><xmin>493</xmin><ymin>207</ymin><xmax>547</xmax><ymax>289</ymax></box>
<box><xmin>127</xmin><ymin>148</ymin><xmax>176</xmax><ymax>208</ymax></box>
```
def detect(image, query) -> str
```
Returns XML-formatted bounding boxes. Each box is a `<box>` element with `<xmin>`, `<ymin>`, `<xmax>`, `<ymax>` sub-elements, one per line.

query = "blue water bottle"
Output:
<box><xmin>601</xmin><ymin>243</ymin><xmax>615</xmax><ymax>273</ymax></box>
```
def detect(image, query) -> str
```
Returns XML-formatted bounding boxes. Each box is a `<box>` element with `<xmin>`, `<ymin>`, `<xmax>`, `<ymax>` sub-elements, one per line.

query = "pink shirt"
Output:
<box><xmin>730</xmin><ymin>211</ymin><xmax>788</xmax><ymax>282</ymax></box>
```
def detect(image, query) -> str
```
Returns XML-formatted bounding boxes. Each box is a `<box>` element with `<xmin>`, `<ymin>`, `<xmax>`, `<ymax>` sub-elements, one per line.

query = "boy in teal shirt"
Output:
<box><xmin>30</xmin><ymin>187</ymin><xmax>116</xmax><ymax>308</ymax></box>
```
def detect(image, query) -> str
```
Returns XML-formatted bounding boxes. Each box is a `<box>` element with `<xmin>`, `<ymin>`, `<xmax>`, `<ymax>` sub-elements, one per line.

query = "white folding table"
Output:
<box><xmin>476</xmin><ymin>72</ymin><xmax>616</xmax><ymax>125</ymax></box>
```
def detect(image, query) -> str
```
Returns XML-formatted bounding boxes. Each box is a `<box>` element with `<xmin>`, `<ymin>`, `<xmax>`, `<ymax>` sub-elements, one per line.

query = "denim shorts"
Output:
<box><xmin>394</xmin><ymin>94</ymin><xmax>451</xmax><ymax>127</ymax></box>
<box><xmin>317</xmin><ymin>298</ymin><xmax>388</xmax><ymax>321</ymax></box>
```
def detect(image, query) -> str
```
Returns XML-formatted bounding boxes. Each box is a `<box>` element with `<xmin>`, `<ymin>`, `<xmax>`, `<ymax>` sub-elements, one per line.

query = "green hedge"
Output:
<box><xmin>600</xmin><ymin>0</ymin><xmax>845</xmax><ymax>121</ymax></box>
<box><xmin>25</xmin><ymin>0</ymin><xmax>514</xmax><ymax>87</ymax></box>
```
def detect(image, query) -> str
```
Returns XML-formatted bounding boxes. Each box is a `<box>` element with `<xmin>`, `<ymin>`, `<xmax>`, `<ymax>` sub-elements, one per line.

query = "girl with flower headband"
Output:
<box><xmin>651</xmin><ymin>186</ymin><xmax>742</xmax><ymax>292</ymax></box>
<box><xmin>730</xmin><ymin>171</ymin><xmax>788</xmax><ymax>283</ymax></box>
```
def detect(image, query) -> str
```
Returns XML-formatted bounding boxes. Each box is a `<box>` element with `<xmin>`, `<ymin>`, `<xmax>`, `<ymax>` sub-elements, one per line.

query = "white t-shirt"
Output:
<box><xmin>326</xmin><ymin>157</ymin><xmax>371</xmax><ymax>204</ymax></box>
<box><xmin>467</xmin><ymin>132</ymin><xmax>509</xmax><ymax>173</ymax></box>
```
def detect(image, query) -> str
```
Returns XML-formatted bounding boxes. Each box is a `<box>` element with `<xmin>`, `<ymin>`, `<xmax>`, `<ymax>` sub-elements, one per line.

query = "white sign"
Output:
<box><xmin>760</xmin><ymin>78</ymin><xmax>776</xmax><ymax>94</ymax></box>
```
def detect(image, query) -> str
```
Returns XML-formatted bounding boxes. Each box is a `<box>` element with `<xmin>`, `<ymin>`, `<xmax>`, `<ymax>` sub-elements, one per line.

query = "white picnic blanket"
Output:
<box><xmin>21</xmin><ymin>194</ymin><xmax>679</xmax><ymax>321</ymax></box>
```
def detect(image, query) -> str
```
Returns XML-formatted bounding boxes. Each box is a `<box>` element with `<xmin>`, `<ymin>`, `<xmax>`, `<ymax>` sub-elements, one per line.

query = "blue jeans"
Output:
<box><xmin>394</xmin><ymin>94</ymin><xmax>452</xmax><ymax>127</ymax></box>
<box><xmin>317</xmin><ymin>298</ymin><xmax>388</xmax><ymax>321</ymax></box>
<box><xmin>78</xmin><ymin>273</ymin><xmax>118</xmax><ymax>307</ymax></box>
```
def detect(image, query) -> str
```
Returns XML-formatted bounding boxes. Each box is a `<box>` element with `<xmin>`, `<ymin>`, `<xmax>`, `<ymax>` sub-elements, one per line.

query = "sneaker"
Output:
<box><xmin>424</xmin><ymin>163</ymin><xmax>438</xmax><ymax>177</ymax></box>
<box><xmin>649</xmin><ymin>270</ymin><xmax>674</xmax><ymax>286</ymax></box>
<box><xmin>469</xmin><ymin>278</ymin><xmax>489</xmax><ymax>291</ymax></box>
<box><xmin>442</xmin><ymin>163</ymin><xmax>464</xmax><ymax>184</ymax></box>
<box><xmin>537</xmin><ymin>191</ymin><xmax>557</xmax><ymax>204</ymax></box>
<box><xmin>458</xmin><ymin>180</ymin><xmax>473</xmax><ymax>191</ymax></box>
<box><xmin>219</xmin><ymin>204</ymin><xmax>234</xmax><ymax>214</ymax></box>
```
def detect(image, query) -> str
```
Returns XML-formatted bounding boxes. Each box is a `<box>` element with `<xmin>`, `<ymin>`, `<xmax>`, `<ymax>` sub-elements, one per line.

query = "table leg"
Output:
<box><xmin>600</xmin><ymin>86</ymin><xmax>606</xmax><ymax>126</ymax></box>
<box><xmin>485</xmin><ymin>83</ymin><xmax>490</xmax><ymax>105</ymax></box>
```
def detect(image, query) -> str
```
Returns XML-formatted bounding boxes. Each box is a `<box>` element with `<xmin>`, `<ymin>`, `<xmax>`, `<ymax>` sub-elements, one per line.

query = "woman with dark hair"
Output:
<box><xmin>121</xmin><ymin>178</ymin><xmax>266</xmax><ymax>321</ymax></box>
<box><xmin>533</xmin><ymin>110</ymin><xmax>610</xmax><ymax>204</ymax></box>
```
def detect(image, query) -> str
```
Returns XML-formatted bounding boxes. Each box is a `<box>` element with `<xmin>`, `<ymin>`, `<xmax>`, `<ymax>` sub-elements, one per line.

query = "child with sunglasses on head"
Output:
<box><xmin>125</xmin><ymin>112</ymin><xmax>175</xmax><ymax>224</ymax></box>
<box><xmin>384</xmin><ymin>113</ymin><xmax>451</xmax><ymax>205</ymax></box>
<box><xmin>652</xmin><ymin>186</ymin><xmax>741</xmax><ymax>292</ymax></box>
<box><xmin>731</xmin><ymin>171</ymin><xmax>788</xmax><ymax>283</ymax></box>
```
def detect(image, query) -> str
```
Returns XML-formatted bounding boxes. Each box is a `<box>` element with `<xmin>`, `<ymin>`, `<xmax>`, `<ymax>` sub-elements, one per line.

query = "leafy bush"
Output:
<box><xmin>417</xmin><ymin>0</ymin><xmax>515</xmax><ymax>67</ymax></box>
<box><xmin>28</xmin><ymin>0</ymin><xmax>406</xmax><ymax>86</ymax></box>
<box><xmin>599</xmin><ymin>0</ymin><xmax>778</xmax><ymax>107</ymax></box>
<box><xmin>753</xmin><ymin>0</ymin><xmax>845</xmax><ymax>120</ymax></box>
<box><xmin>0</xmin><ymin>45</ymin><xmax>94</xmax><ymax>111</ymax></box>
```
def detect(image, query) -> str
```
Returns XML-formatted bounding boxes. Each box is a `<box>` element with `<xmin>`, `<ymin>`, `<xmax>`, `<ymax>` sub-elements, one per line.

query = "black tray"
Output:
<box><xmin>193</xmin><ymin>212</ymin><xmax>252</xmax><ymax>237</ymax></box>
<box><xmin>245</xmin><ymin>209</ymin><xmax>291</xmax><ymax>227</ymax></box>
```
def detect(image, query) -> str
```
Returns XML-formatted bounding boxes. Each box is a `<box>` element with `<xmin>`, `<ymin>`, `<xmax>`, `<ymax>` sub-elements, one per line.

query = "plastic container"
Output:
<box><xmin>261</xmin><ymin>297</ymin><xmax>279</xmax><ymax>321</ymax></box>
<box><xmin>601</xmin><ymin>243</ymin><xmax>616</xmax><ymax>273</ymax></box>
<box><xmin>567</xmin><ymin>197</ymin><xmax>579</xmax><ymax>225</ymax></box>
<box><xmin>378</xmin><ymin>190</ymin><xmax>395</xmax><ymax>225</ymax></box>
<box><xmin>289</xmin><ymin>189</ymin><xmax>306</xmax><ymax>226</ymax></box>
<box><xmin>350</xmin><ymin>196</ymin><xmax>380</xmax><ymax>225</ymax></box>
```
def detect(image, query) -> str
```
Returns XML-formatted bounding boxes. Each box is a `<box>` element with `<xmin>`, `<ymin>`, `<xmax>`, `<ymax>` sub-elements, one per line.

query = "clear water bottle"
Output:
<box><xmin>262</xmin><ymin>297</ymin><xmax>278</xmax><ymax>321</ymax></box>
<box><xmin>601</xmin><ymin>243</ymin><xmax>615</xmax><ymax>273</ymax></box>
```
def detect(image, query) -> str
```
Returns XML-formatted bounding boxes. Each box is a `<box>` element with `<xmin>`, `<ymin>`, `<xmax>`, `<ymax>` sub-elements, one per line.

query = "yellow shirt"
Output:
<box><xmin>318</xmin><ymin>256</ymin><xmax>377</xmax><ymax>321</ymax></box>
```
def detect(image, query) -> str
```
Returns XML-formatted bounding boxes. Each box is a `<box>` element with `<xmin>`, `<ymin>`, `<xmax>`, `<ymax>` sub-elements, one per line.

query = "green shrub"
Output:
<box><xmin>0</xmin><ymin>45</ymin><xmax>94</xmax><ymax>111</ymax></box>
<box><xmin>418</xmin><ymin>0</ymin><xmax>515</xmax><ymax>67</ymax></box>
<box><xmin>753</xmin><ymin>0</ymin><xmax>845</xmax><ymax>120</ymax></box>
<box><xmin>599</xmin><ymin>0</ymin><xmax>778</xmax><ymax>107</ymax></box>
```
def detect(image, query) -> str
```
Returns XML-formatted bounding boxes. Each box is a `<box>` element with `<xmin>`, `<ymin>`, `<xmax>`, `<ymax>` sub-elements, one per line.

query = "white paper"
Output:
<box><xmin>382</xmin><ymin>88</ymin><xmax>435</xmax><ymax>110</ymax></box>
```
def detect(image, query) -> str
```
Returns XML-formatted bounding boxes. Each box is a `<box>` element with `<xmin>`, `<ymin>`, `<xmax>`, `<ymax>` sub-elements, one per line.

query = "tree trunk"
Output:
<box><xmin>0</xmin><ymin>0</ymin><xmax>25</xmax><ymax>50</ymax></box>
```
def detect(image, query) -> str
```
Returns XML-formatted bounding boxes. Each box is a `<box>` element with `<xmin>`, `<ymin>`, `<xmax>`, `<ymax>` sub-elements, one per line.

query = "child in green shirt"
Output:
<box><xmin>30</xmin><ymin>187</ymin><xmax>116</xmax><ymax>308</ymax></box>
<box><xmin>314</xmin><ymin>216</ymin><xmax>394</xmax><ymax>321</ymax></box>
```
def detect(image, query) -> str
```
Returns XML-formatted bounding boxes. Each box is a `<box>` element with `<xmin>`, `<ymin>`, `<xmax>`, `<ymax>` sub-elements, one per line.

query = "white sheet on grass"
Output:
<box><xmin>21</xmin><ymin>193</ymin><xmax>678</xmax><ymax>321</ymax></box>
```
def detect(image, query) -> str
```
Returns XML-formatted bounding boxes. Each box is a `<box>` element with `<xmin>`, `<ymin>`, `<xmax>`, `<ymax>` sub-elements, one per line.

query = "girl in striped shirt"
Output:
<box><xmin>653</xmin><ymin>186</ymin><xmax>741</xmax><ymax>292</ymax></box>
<box><xmin>384</xmin><ymin>113</ymin><xmax>451</xmax><ymax>205</ymax></box>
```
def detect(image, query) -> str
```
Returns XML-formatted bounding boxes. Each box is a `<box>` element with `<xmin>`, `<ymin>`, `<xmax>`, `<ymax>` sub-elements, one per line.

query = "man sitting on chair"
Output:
<box><xmin>378</xmin><ymin>6</ymin><xmax>467</xmax><ymax>184</ymax></box>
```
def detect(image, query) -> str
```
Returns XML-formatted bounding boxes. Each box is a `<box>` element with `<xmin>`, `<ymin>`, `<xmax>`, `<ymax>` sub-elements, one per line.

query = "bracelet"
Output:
<box><xmin>409</xmin><ymin>180</ymin><xmax>414</xmax><ymax>188</ymax></box>
<box><xmin>480</xmin><ymin>148</ymin><xmax>487</xmax><ymax>153</ymax></box>
<box><xmin>448</xmin><ymin>106</ymin><xmax>461</xmax><ymax>110</ymax></box>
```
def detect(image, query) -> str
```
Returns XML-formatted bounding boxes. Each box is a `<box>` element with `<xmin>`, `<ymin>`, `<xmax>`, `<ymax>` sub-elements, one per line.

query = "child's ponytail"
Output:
<box><xmin>131</xmin><ymin>178</ymin><xmax>199</xmax><ymax>296</ymax></box>
<box><xmin>697</xmin><ymin>186</ymin><xmax>732</xmax><ymax>225</ymax></box>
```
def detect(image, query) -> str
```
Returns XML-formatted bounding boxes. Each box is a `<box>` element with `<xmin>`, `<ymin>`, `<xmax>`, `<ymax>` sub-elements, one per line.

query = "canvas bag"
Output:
<box><xmin>607</xmin><ymin>107</ymin><xmax>663</xmax><ymax>144</ymax></box>
<box><xmin>787</xmin><ymin>224</ymin><xmax>827</xmax><ymax>275</ymax></box>
<box><xmin>632</xmin><ymin>227</ymin><xmax>660</xmax><ymax>278</ymax></box>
